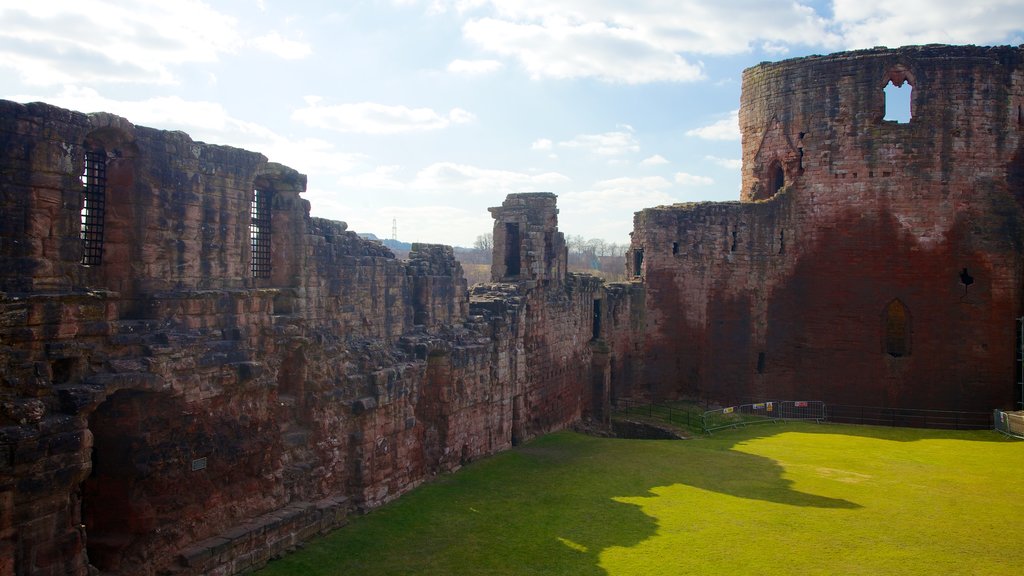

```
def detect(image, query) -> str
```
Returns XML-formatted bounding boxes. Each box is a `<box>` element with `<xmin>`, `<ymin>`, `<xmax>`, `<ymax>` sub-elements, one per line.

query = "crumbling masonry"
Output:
<box><xmin>1</xmin><ymin>44</ymin><xmax>1022</xmax><ymax>575</ymax></box>
<box><xmin>631</xmin><ymin>45</ymin><xmax>1024</xmax><ymax>410</ymax></box>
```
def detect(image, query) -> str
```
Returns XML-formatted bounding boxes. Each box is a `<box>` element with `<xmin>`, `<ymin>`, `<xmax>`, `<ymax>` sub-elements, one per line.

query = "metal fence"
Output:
<box><xmin>614</xmin><ymin>398</ymin><xmax>1004</xmax><ymax>435</ymax></box>
<box><xmin>828</xmin><ymin>405</ymin><xmax>991</xmax><ymax>430</ymax></box>
<box><xmin>612</xmin><ymin>398</ymin><xmax>704</xmax><ymax>432</ymax></box>
<box><xmin>994</xmin><ymin>409</ymin><xmax>1024</xmax><ymax>439</ymax></box>
<box><xmin>701</xmin><ymin>401</ymin><xmax>826</xmax><ymax>434</ymax></box>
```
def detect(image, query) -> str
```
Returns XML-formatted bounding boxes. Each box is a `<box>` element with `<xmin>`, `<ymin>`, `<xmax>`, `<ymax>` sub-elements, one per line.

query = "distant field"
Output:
<box><xmin>256</xmin><ymin>424</ymin><xmax>1024</xmax><ymax>576</ymax></box>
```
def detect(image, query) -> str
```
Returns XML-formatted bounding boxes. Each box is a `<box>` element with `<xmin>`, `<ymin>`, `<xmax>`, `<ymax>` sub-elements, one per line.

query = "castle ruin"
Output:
<box><xmin>1</xmin><ymin>44</ymin><xmax>1021</xmax><ymax>575</ymax></box>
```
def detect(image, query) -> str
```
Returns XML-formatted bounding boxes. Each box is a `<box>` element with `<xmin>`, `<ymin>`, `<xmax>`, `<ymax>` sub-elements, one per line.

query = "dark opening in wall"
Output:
<box><xmin>80</xmin><ymin>148</ymin><xmax>106</xmax><ymax>266</ymax></box>
<box><xmin>632</xmin><ymin>248</ymin><xmax>644</xmax><ymax>277</ymax></box>
<box><xmin>730</xmin><ymin>229</ymin><xmax>738</xmax><ymax>252</ymax></box>
<box><xmin>778</xmin><ymin>229</ymin><xmax>785</xmax><ymax>254</ymax></box>
<box><xmin>672</xmin><ymin>241</ymin><xmax>679</xmax><ymax>255</ymax></box>
<box><xmin>959</xmin><ymin>267</ymin><xmax>974</xmax><ymax>287</ymax></box>
<box><xmin>884</xmin><ymin>299</ymin><xmax>911</xmax><ymax>357</ymax></box>
<box><xmin>544</xmin><ymin>231</ymin><xmax>554</xmax><ymax>275</ymax></box>
<box><xmin>764</xmin><ymin>161</ymin><xmax>785</xmax><ymax>199</ymax></box>
<box><xmin>757</xmin><ymin>352</ymin><xmax>765</xmax><ymax>374</ymax></box>
<box><xmin>883</xmin><ymin>79</ymin><xmax>913</xmax><ymax>123</ymax></box>
<box><xmin>251</xmin><ymin>188</ymin><xmax>272</xmax><ymax>278</ymax></box>
<box><xmin>51</xmin><ymin>357</ymin><xmax>77</xmax><ymax>384</ymax></box>
<box><xmin>505</xmin><ymin>223</ymin><xmax>521</xmax><ymax>276</ymax></box>
<box><xmin>592</xmin><ymin>299</ymin><xmax>602</xmax><ymax>340</ymax></box>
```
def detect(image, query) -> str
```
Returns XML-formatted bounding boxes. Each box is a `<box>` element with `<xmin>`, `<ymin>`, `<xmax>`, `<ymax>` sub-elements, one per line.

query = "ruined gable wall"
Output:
<box><xmin>634</xmin><ymin>45</ymin><xmax>1024</xmax><ymax>410</ymax></box>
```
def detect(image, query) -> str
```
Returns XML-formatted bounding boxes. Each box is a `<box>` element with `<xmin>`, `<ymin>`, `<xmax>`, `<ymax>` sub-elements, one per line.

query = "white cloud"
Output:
<box><xmin>12</xmin><ymin>85</ymin><xmax>368</xmax><ymax>178</ymax></box>
<box><xmin>249</xmin><ymin>31</ymin><xmax>312</xmax><ymax>59</ymax></box>
<box><xmin>595</xmin><ymin>176</ymin><xmax>672</xmax><ymax>190</ymax></box>
<box><xmin>412</xmin><ymin>162</ymin><xmax>570</xmax><ymax>194</ymax></box>
<box><xmin>686</xmin><ymin>110</ymin><xmax>740</xmax><ymax>141</ymax></box>
<box><xmin>292</xmin><ymin>101</ymin><xmax>476</xmax><ymax>134</ymax></box>
<box><xmin>337</xmin><ymin>165</ymin><xmax>407</xmax><ymax>191</ymax></box>
<box><xmin>675</xmin><ymin>172</ymin><xmax>714</xmax><ymax>186</ymax></box>
<box><xmin>640</xmin><ymin>154</ymin><xmax>669</xmax><ymax>166</ymax></box>
<box><xmin>560</xmin><ymin>187</ymin><xmax>675</xmax><ymax>216</ymax></box>
<box><xmin>531</xmin><ymin>138</ymin><xmax>553</xmax><ymax>150</ymax></box>
<box><xmin>447</xmin><ymin>58</ymin><xmax>503</xmax><ymax>74</ymax></box>
<box><xmin>832</xmin><ymin>0</ymin><xmax>1024</xmax><ymax>48</ymax></box>
<box><xmin>559</xmin><ymin>128</ymin><xmax>639</xmax><ymax>156</ymax></box>
<box><xmin>451</xmin><ymin>1</ymin><xmax>854</xmax><ymax>84</ymax></box>
<box><xmin>463</xmin><ymin>17</ymin><xmax>704</xmax><ymax>83</ymax></box>
<box><xmin>0</xmin><ymin>1</ymin><xmax>240</xmax><ymax>85</ymax></box>
<box><xmin>705</xmin><ymin>155</ymin><xmax>742</xmax><ymax>170</ymax></box>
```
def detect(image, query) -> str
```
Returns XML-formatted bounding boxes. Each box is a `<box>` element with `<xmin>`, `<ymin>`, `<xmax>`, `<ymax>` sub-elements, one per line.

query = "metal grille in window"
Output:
<box><xmin>80</xmin><ymin>150</ymin><xmax>106</xmax><ymax>266</ymax></box>
<box><xmin>251</xmin><ymin>188</ymin><xmax>271</xmax><ymax>278</ymax></box>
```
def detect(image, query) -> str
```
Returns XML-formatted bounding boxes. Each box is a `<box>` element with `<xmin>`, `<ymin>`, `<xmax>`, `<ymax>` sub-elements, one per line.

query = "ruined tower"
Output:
<box><xmin>632</xmin><ymin>45</ymin><xmax>1024</xmax><ymax>410</ymax></box>
<box><xmin>488</xmin><ymin>192</ymin><xmax>567</xmax><ymax>284</ymax></box>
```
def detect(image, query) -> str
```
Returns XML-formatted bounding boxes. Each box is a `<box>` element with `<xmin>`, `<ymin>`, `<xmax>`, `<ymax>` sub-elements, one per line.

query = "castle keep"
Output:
<box><xmin>632</xmin><ymin>44</ymin><xmax>1024</xmax><ymax>411</ymax></box>
<box><xmin>2</xmin><ymin>44</ymin><xmax>1021</xmax><ymax>575</ymax></box>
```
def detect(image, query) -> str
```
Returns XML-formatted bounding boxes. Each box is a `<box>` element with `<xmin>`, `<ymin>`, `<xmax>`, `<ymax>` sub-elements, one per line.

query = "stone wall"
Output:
<box><xmin>6</xmin><ymin>43</ymin><xmax>1013</xmax><ymax>576</ymax></box>
<box><xmin>632</xmin><ymin>45</ymin><xmax>1024</xmax><ymax>410</ymax></box>
<box><xmin>0</xmin><ymin>100</ymin><xmax>643</xmax><ymax>576</ymax></box>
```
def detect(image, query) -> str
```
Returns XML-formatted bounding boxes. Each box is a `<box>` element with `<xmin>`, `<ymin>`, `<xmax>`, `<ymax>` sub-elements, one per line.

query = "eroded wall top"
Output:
<box><xmin>740</xmin><ymin>44</ymin><xmax>1024</xmax><ymax>204</ymax></box>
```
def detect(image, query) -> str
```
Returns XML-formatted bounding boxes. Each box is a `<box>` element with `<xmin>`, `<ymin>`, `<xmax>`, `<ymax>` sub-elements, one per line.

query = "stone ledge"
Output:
<box><xmin>176</xmin><ymin>496</ymin><xmax>349</xmax><ymax>575</ymax></box>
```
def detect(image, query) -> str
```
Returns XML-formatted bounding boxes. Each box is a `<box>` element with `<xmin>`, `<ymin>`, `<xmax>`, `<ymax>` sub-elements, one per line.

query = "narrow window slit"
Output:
<box><xmin>80</xmin><ymin>149</ymin><xmax>106</xmax><ymax>266</ymax></box>
<box><xmin>504</xmin><ymin>223</ymin><xmax>521</xmax><ymax>276</ymax></box>
<box><xmin>251</xmin><ymin>188</ymin><xmax>272</xmax><ymax>278</ymax></box>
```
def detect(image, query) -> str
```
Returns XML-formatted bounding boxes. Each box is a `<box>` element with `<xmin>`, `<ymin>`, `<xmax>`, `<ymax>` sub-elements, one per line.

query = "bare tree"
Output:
<box><xmin>473</xmin><ymin>232</ymin><xmax>493</xmax><ymax>253</ymax></box>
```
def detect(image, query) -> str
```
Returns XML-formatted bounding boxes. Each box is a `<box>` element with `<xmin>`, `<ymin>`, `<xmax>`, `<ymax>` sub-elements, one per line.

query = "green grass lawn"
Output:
<box><xmin>256</xmin><ymin>424</ymin><xmax>1024</xmax><ymax>575</ymax></box>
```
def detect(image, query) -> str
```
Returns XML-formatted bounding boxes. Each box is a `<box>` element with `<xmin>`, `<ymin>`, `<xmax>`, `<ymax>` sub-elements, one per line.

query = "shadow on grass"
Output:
<box><xmin>258</xmin><ymin>427</ymin><xmax>867</xmax><ymax>576</ymax></box>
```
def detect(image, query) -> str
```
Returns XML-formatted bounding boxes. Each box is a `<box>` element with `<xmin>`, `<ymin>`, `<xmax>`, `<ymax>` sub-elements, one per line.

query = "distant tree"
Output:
<box><xmin>566</xmin><ymin>234</ymin><xmax>586</xmax><ymax>265</ymax></box>
<box><xmin>473</xmin><ymin>232</ymin><xmax>493</xmax><ymax>253</ymax></box>
<box><xmin>586</xmin><ymin>238</ymin><xmax>608</xmax><ymax>257</ymax></box>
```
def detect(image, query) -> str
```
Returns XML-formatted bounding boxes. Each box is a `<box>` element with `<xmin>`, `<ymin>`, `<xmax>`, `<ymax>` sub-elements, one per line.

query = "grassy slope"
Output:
<box><xmin>257</xmin><ymin>424</ymin><xmax>1024</xmax><ymax>576</ymax></box>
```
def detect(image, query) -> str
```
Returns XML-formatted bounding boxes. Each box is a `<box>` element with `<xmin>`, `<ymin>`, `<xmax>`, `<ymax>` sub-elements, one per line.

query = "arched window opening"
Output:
<box><xmin>80</xmin><ymin>148</ymin><xmax>107</xmax><ymax>266</ymax></box>
<box><xmin>884</xmin><ymin>299</ymin><xmax>911</xmax><ymax>357</ymax></box>
<box><xmin>765</xmin><ymin>161</ymin><xmax>785</xmax><ymax>199</ymax></box>
<box><xmin>250</xmin><ymin>187</ymin><xmax>272</xmax><ymax>278</ymax></box>
<box><xmin>883</xmin><ymin>80</ymin><xmax>913</xmax><ymax>123</ymax></box>
<box><xmin>632</xmin><ymin>248</ymin><xmax>644</xmax><ymax>277</ymax></box>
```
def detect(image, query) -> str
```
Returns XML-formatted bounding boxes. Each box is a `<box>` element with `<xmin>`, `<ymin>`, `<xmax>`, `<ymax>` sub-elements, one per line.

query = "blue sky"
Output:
<box><xmin>2</xmin><ymin>1</ymin><xmax>1022</xmax><ymax>247</ymax></box>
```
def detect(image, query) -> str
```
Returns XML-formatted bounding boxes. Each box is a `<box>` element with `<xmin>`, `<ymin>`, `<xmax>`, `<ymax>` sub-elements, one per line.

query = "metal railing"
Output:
<box><xmin>701</xmin><ymin>401</ymin><xmax>826</xmax><ymax>434</ymax></box>
<box><xmin>611</xmin><ymin>398</ymin><xmax>704</xmax><ymax>433</ymax></box>
<box><xmin>994</xmin><ymin>409</ymin><xmax>1024</xmax><ymax>439</ymax></box>
<box><xmin>828</xmin><ymin>405</ymin><xmax>991</xmax><ymax>430</ymax></box>
<box><xmin>614</xmin><ymin>398</ymin><xmax>999</xmax><ymax>435</ymax></box>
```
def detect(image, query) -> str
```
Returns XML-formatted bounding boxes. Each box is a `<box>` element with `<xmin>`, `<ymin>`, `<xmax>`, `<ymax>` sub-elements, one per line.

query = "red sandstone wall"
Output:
<box><xmin>0</xmin><ymin>100</ymin><xmax>634</xmax><ymax>576</ymax></box>
<box><xmin>634</xmin><ymin>45</ymin><xmax>1024</xmax><ymax>411</ymax></box>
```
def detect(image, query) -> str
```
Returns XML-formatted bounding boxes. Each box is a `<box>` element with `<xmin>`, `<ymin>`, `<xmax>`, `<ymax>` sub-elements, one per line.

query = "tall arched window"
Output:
<box><xmin>884</xmin><ymin>299</ymin><xmax>911</xmax><ymax>357</ymax></box>
<box><xmin>251</xmin><ymin>187</ymin><xmax>272</xmax><ymax>278</ymax></box>
<box><xmin>80</xmin><ymin>148</ymin><xmax>107</xmax><ymax>266</ymax></box>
